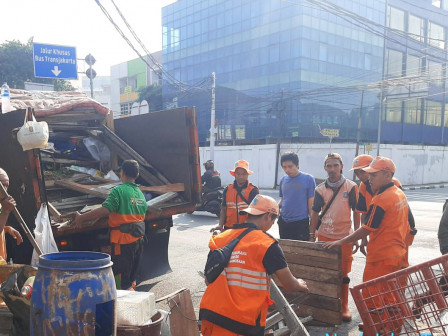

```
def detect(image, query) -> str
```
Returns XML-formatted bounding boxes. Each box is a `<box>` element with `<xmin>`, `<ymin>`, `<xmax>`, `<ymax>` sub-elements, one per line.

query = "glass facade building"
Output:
<box><xmin>162</xmin><ymin>0</ymin><xmax>448</xmax><ymax>145</ymax></box>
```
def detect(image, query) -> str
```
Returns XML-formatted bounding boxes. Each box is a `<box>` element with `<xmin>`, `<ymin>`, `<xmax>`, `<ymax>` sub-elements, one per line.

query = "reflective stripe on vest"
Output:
<box><xmin>223</xmin><ymin>267</ymin><xmax>270</xmax><ymax>291</ymax></box>
<box><xmin>225</xmin><ymin>184</ymin><xmax>256</xmax><ymax>228</ymax></box>
<box><xmin>199</xmin><ymin>228</ymin><xmax>275</xmax><ymax>335</ymax></box>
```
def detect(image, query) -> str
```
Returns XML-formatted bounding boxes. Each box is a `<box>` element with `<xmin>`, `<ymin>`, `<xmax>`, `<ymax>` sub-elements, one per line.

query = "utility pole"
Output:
<box><xmin>353</xmin><ymin>90</ymin><xmax>364</xmax><ymax>181</ymax></box>
<box><xmin>209</xmin><ymin>72</ymin><xmax>216</xmax><ymax>160</ymax></box>
<box><xmin>377</xmin><ymin>0</ymin><xmax>388</xmax><ymax>156</ymax></box>
<box><xmin>274</xmin><ymin>89</ymin><xmax>285</xmax><ymax>189</ymax></box>
<box><xmin>377</xmin><ymin>93</ymin><xmax>384</xmax><ymax>156</ymax></box>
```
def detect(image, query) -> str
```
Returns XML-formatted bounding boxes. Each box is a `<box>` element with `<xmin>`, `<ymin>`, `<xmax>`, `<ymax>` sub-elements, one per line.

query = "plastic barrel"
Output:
<box><xmin>30</xmin><ymin>251</ymin><xmax>116</xmax><ymax>336</ymax></box>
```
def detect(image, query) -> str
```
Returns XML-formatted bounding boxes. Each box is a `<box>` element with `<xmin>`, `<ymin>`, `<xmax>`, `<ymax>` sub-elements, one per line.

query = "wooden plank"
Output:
<box><xmin>167</xmin><ymin>289</ymin><xmax>199</xmax><ymax>336</ymax></box>
<box><xmin>40</xmin><ymin>157</ymin><xmax>100</xmax><ymax>166</ymax></box>
<box><xmin>287</xmin><ymin>264</ymin><xmax>341</xmax><ymax>284</ymax></box>
<box><xmin>47</xmin><ymin>202</ymin><xmax>62</xmax><ymax>222</ymax></box>
<box><xmin>279</xmin><ymin>242</ymin><xmax>340</xmax><ymax>262</ymax></box>
<box><xmin>54</xmin><ymin>180</ymin><xmax>111</xmax><ymax>199</ymax></box>
<box><xmin>283</xmin><ymin>293</ymin><xmax>340</xmax><ymax>312</ymax></box>
<box><xmin>270</xmin><ymin>280</ymin><xmax>310</xmax><ymax>336</ymax></box>
<box><xmin>283</xmin><ymin>252</ymin><xmax>339</xmax><ymax>271</ymax></box>
<box><xmin>294</xmin><ymin>304</ymin><xmax>341</xmax><ymax>326</ymax></box>
<box><xmin>279</xmin><ymin>239</ymin><xmax>336</xmax><ymax>252</ymax></box>
<box><xmin>275</xmin><ymin>278</ymin><xmax>339</xmax><ymax>299</ymax></box>
<box><xmin>156</xmin><ymin>288</ymin><xmax>187</xmax><ymax>303</ymax></box>
<box><xmin>42</xmin><ymin>113</ymin><xmax>106</xmax><ymax>122</ymax></box>
<box><xmin>139</xmin><ymin>183</ymin><xmax>185</xmax><ymax>194</ymax></box>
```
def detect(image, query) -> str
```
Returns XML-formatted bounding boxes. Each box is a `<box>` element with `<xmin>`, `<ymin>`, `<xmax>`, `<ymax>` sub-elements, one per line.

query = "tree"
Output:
<box><xmin>0</xmin><ymin>38</ymin><xmax>75</xmax><ymax>91</ymax></box>
<box><xmin>138</xmin><ymin>84</ymin><xmax>163</xmax><ymax>111</ymax></box>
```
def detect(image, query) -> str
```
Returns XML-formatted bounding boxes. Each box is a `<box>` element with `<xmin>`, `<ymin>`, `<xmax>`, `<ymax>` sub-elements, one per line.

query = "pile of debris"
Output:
<box><xmin>8</xmin><ymin>90</ymin><xmax>185</xmax><ymax>226</ymax></box>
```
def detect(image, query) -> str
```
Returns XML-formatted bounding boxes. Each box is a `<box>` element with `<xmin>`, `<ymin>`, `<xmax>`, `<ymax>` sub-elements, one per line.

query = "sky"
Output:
<box><xmin>2</xmin><ymin>0</ymin><xmax>176</xmax><ymax>85</ymax></box>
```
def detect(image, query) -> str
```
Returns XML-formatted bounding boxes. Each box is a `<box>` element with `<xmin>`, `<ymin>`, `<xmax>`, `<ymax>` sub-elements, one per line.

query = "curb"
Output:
<box><xmin>404</xmin><ymin>184</ymin><xmax>447</xmax><ymax>191</ymax></box>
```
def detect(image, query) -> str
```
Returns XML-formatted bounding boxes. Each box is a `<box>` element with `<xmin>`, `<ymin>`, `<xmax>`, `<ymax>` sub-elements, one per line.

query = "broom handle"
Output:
<box><xmin>0</xmin><ymin>183</ymin><xmax>43</xmax><ymax>256</ymax></box>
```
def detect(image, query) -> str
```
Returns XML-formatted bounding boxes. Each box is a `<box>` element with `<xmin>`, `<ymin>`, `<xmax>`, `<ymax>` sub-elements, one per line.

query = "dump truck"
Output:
<box><xmin>0</xmin><ymin>91</ymin><xmax>201</xmax><ymax>281</ymax></box>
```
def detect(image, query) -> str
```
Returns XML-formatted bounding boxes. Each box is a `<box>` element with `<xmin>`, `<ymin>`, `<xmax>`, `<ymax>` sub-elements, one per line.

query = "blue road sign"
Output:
<box><xmin>33</xmin><ymin>43</ymin><xmax>78</xmax><ymax>80</ymax></box>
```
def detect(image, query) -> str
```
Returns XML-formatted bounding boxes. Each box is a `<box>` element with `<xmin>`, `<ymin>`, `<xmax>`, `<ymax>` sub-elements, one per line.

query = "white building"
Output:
<box><xmin>110</xmin><ymin>52</ymin><xmax>162</xmax><ymax>119</ymax></box>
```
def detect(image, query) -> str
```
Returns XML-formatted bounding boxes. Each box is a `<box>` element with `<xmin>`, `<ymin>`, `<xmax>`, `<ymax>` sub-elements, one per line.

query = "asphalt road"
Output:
<box><xmin>140</xmin><ymin>187</ymin><xmax>448</xmax><ymax>336</ymax></box>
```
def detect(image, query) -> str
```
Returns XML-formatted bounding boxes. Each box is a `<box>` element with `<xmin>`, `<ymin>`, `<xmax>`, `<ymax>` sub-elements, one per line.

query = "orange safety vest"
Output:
<box><xmin>225</xmin><ymin>183</ymin><xmax>257</xmax><ymax>228</ymax></box>
<box><xmin>200</xmin><ymin>224</ymin><xmax>275</xmax><ymax>336</ymax></box>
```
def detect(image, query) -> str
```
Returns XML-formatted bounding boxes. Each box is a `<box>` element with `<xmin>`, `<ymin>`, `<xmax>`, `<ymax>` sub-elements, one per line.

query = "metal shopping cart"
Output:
<box><xmin>351</xmin><ymin>254</ymin><xmax>448</xmax><ymax>336</ymax></box>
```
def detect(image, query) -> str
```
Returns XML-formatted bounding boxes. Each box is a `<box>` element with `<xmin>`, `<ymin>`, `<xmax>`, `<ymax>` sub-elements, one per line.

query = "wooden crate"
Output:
<box><xmin>277</xmin><ymin>239</ymin><xmax>342</xmax><ymax>326</ymax></box>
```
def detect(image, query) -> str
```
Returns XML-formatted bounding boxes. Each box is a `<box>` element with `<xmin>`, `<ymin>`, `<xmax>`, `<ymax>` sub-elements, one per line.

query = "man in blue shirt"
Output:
<box><xmin>278</xmin><ymin>152</ymin><xmax>316</xmax><ymax>240</ymax></box>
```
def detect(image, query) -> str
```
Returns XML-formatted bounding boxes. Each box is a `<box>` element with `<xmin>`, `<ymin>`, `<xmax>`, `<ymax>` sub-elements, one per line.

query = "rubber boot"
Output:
<box><xmin>341</xmin><ymin>283</ymin><xmax>352</xmax><ymax>322</ymax></box>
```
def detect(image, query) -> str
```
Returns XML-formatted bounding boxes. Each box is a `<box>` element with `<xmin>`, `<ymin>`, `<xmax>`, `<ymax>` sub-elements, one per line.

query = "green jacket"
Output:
<box><xmin>438</xmin><ymin>199</ymin><xmax>448</xmax><ymax>255</ymax></box>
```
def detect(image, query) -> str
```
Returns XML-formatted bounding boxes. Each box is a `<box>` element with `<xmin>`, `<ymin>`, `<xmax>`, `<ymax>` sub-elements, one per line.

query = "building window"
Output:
<box><xmin>427</xmin><ymin>60</ymin><xmax>444</xmax><ymax>88</ymax></box>
<box><xmin>425</xmin><ymin>100</ymin><xmax>442</xmax><ymax>126</ymax></box>
<box><xmin>408</xmin><ymin>15</ymin><xmax>424</xmax><ymax>42</ymax></box>
<box><xmin>162</xmin><ymin>26</ymin><xmax>168</xmax><ymax>50</ymax></box>
<box><xmin>120</xmin><ymin>103</ymin><xmax>131</xmax><ymax>116</ymax></box>
<box><xmin>404</xmin><ymin>99</ymin><xmax>422</xmax><ymax>124</ymax></box>
<box><xmin>387</xmin><ymin>6</ymin><xmax>405</xmax><ymax>31</ymax></box>
<box><xmin>445</xmin><ymin>103</ymin><xmax>448</xmax><ymax>126</ymax></box>
<box><xmin>432</xmin><ymin>0</ymin><xmax>441</xmax><ymax>8</ymax></box>
<box><xmin>443</xmin><ymin>0</ymin><xmax>448</xmax><ymax>10</ymax></box>
<box><xmin>385</xmin><ymin>100</ymin><xmax>402</xmax><ymax>122</ymax></box>
<box><xmin>406</xmin><ymin>54</ymin><xmax>421</xmax><ymax>76</ymax></box>
<box><xmin>428</xmin><ymin>21</ymin><xmax>445</xmax><ymax>49</ymax></box>
<box><xmin>386</xmin><ymin>49</ymin><xmax>403</xmax><ymax>77</ymax></box>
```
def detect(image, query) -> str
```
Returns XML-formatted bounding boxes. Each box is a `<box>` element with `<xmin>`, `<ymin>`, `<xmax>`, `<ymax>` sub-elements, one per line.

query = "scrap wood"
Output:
<box><xmin>156</xmin><ymin>288</ymin><xmax>187</xmax><ymax>303</ymax></box>
<box><xmin>54</xmin><ymin>180</ymin><xmax>119</xmax><ymax>199</ymax></box>
<box><xmin>270</xmin><ymin>280</ymin><xmax>310</xmax><ymax>336</ymax></box>
<box><xmin>40</xmin><ymin>157</ymin><xmax>100</xmax><ymax>167</ymax></box>
<box><xmin>139</xmin><ymin>183</ymin><xmax>185</xmax><ymax>194</ymax></box>
<box><xmin>47</xmin><ymin>202</ymin><xmax>62</xmax><ymax>222</ymax></box>
<box><xmin>147</xmin><ymin>192</ymin><xmax>178</xmax><ymax>206</ymax></box>
<box><xmin>167</xmin><ymin>288</ymin><xmax>199</xmax><ymax>336</ymax></box>
<box><xmin>96</xmin><ymin>125</ymin><xmax>170</xmax><ymax>186</ymax></box>
<box><xmin>278</xmin><ymin>239</ymin><xmax>342</xmax><ymax>326</ymax></box>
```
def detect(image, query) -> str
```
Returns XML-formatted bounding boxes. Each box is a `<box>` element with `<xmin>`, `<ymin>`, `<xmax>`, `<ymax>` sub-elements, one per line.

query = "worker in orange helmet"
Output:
<box><xmin>200</xmin><ymin>194</ymin><xmax>309</xmax><ymax>336</ymax></box>
<box><xmin>324</xmin><ymin>157</ymin><xmax>411</xmax><ymax>333</ymax></box>
<box><xmin>350</xmin><ymin>154</ymin><xmax>416</xmax><ymax>265</ymax></box>
<box><xmin>212</xmin><ymin>160</ymin><xmax>259</xmax><ymax>232</ymax></box>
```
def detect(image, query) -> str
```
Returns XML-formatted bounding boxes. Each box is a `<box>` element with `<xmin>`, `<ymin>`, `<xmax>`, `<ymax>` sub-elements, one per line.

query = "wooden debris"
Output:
<box><xmin>278</xmin><ymin>240</ymin><xmax>342</xmax><ymax>326</ymax></box>
<box><xmin>53</xmin><ymin>180</ymin><xmax>118</xmax><ymax>199</ymax></box>
<box><xmin>139</xmin><ymin>183</ymin><xmax>185</xmax><ymax>194</ymax></box>
<box><xmin>167</xmin><ymin>289</ymin><xmax>199</xmax><ymax>336</ymax></box>
<box><xmin>40</xmin><ymin>157</ymin><xmax>100</xmax><ymax>167</ymax></box>
<box><xmin>156</xmin><ymin>288</ymin><xmax>187</xmax><ymax>303</ymax></box>
<box><xmin>47</xmin><ymin>202</ymin><xmax>62</xmax><ymax>222</ymax></box>
<box><xmin>270</xmin><ymin>280</ymin><xmax>310</xmax><ymax>336</ymax></box>
<box><xmin>96</xmin><ymin>125</ymin><xmax>170</xmax><ymax>186</ymax></box>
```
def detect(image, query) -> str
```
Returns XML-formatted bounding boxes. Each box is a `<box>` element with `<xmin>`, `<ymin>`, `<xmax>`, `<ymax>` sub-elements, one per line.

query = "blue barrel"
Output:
<box><xmin>30</xmin><ymin>251</ymin><xmax>116</xmax><ymax>336</ymax></box>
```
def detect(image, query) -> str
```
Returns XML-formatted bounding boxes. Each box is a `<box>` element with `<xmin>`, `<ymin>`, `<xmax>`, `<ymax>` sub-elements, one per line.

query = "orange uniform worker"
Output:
<box><xmin>351</xmin><ymin>154</ymin><xmax>416</xmax><ymax>264</ymax></box>
<box><xmin>323</xmin><ymin>157</ymin><xmax>410</xmax><ymax>332</ymax></box>
<box><xmin>0</xmin><ymin>168</ymin><xmax>23</xmax><ymax>261</ymax></box>
<box><xmin>213</xmin><ymin>160</ymin><xmax>259</xmax><ymax>232</ymax></box>
<box><xmin>309</xmin><ymin>153</ymin><xmax>360</xmax><ymax>322</ymax></box>
<box><xmin>200</xmin><ymin>195</ymin><xmax>309</xmax><ymax>336</ymax></box>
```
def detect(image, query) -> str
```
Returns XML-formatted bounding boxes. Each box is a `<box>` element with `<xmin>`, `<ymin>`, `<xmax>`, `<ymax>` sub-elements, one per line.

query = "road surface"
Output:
<box><xmin>140</xmin><ymin>188</ymin><xmax>448</xmax><ymax>335</ymax></box>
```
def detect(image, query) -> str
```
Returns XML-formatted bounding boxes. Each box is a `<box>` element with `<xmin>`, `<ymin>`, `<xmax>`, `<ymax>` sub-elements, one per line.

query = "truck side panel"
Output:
<box><xmin>114</xmin><ymin>107</ymin><xmax>201</xmax><ymax>206</ymax></box>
